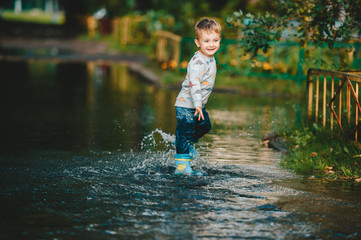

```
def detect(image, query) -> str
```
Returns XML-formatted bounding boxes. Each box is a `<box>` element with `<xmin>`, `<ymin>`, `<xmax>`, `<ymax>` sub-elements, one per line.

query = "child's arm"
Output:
<box><xmin>189</xmin><ymin>58</ymin><xmax>206</xmax><ymax>116</ymax></box>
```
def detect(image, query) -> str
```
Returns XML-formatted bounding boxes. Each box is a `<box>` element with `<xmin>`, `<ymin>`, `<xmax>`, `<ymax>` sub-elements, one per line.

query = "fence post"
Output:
<box><xmin>347</xmin><ymin>80</ymin><xmax>351</xmax><ymax>124</ymax></box>
<box><xmin>315</xmin><ymin>75</ymin><xmax>320</xmax><ymax>123</ymax></box>
<box><xmin>153</xmin><ymin>31</ymin><xmax>182</xmax><ymax>68</ymax></box>
<box><xmin>356</xmin><ymin>83</ymin><xmax>359</xmax><ymax>141</ymax></box>
<box><xmin>296</xmin><ymin>47</ymin><xmax>305</xmax><ymax>87</ymax></box>
<box><xmin>331</xmin><ymin>76</ymin><xmax>335</xmax><ymax>130</ymax></box>
<box><xmin>353</xmin><ymin>44</ymin><xmax>361</xmax><ymax>69</ymax></box>
<box><xmin>121</xmin><ymin>16</ymin><xmax>130</xmax><ymax>46</ymax></box>
<box><xmin>172</xmin><ymin>37</ymin><xmax>181</xmax><ymax>68</ymax></box>
<box><xmin>339</xmin><ymin>79</ymin><xmax>342</xmax><ymax>124</ymax></box>
<box><xmin>307</xmin><ymin>71</ymin><xmax>314</xmax><ymax>120</ymax></box>
<box><xmin>323</xmin><ymin>75</ymin><xmax>327</xmax><ymax>127</ymax></box>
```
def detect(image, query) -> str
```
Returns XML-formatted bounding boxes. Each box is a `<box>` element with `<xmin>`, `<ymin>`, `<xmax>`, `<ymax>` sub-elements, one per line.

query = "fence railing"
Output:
<box><xmin>112</xmin><ymin>15</ymin><xmax>148</xmax><ymax>46</ymax></box>
<box><xmin>307</xmin><ymin>68</ymin><xmax>361</xmax><ymax>141</ymax></box>
<box><xmin>153</xmin><ymin>30</ymin><xmax>182</xmax><ymax>69</ymax></box>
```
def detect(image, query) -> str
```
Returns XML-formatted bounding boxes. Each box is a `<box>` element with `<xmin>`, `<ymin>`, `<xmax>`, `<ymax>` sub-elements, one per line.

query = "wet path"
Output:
<box><xmin>0</xmin><ymin>37</ymin><xmax>148</xmax><ymax>63</ymax></box>
<box><xmin>0</xmin><ymin>150</ymin><xmax>307</xmax><ymax>239</ymax></box>
<box><xmin>3</xmin><ymin>149</ymin><xmax>360</xmax><ymax>239</ymax></box>
<box><xmin>1</xmin><ymin>60</ymin><xmax>361</xmax><ymax>239</ymax></box>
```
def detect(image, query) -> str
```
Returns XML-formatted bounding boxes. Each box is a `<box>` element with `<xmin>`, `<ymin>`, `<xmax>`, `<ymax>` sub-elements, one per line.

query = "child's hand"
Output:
<box><xmin>194</xmin><ymin>107</ymin><xmax>204</xmax><ymax>121</ymax></box>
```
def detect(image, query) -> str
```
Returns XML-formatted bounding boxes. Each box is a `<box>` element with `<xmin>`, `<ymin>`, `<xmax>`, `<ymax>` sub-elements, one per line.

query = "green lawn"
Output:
<box><xmin>1</xmin><ymin>10</ymin><xmax>65</xmax><ymax>25</ymax></box>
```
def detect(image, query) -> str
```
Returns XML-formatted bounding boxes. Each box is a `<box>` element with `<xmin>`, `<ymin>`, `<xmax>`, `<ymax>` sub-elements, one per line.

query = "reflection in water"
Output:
<box><xmin>204</xmin><ymin>109</ymin><xmax>283</xmax><ymax>165</ymax></box>
<box><xmin>0</xmin><ymin>60</ymin><xmax>360</xmax><ymax>239</ymax></box>
<box><xmin>197</xmin><ymin>95</ymin><xmax>300</xmax><ymax>165</ymax></box>
<box><xmin>0</xmin><ymin>59</ymin><xmax>298</xmax><ymax>155</ymax></box>
<box><xmin>0</xmin><ymin>60</ymin><xmax>179</xmax><ymax>152</ymax></box>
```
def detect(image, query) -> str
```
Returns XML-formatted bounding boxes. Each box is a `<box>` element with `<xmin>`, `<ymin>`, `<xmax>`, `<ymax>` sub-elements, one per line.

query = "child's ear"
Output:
<box><xmin>194</xmin><ymin>39</ymin><xmax>200</xmax><ymax>47</ymax></box>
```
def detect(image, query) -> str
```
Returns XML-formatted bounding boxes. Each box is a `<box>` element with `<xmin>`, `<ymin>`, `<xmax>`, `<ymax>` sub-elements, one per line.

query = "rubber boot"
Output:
<box><xmin>174</xmin><ymin>154</ymin><xmax>203</xmax><ymax>176</ymax></box>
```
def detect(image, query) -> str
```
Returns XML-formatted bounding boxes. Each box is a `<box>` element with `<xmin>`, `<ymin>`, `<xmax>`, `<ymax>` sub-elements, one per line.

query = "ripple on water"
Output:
<box><xmin>1</xmin><ymin>129</ymin><xmax>359</xmax><ymax>239</ymax></box>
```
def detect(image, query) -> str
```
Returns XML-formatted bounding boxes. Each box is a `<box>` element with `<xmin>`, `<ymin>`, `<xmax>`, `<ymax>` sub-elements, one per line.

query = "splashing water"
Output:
<box><xmin>138</xmin><ymin>128</ymin><xmax>211</xmax><ymax>174</ymax></box>
<box><xmin>141</xmin><ymin>128</ymin><xmax>176</xmax><ymax>151</ymax></box>
<box><xmin>127</xmin><ymin>128</ymin><xmax>175</xmax><ymax>175</ymax></box>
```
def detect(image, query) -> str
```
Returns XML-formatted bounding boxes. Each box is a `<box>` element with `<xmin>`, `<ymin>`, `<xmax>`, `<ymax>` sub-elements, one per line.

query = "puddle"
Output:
<box><xmin>0</xmin><ymin>60</ymin><xmax>360</xmax><ymax>239</ymax></box>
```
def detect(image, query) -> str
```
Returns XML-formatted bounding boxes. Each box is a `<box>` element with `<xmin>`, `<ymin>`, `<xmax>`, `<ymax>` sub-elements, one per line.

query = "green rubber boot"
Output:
<box><xmin>174</xmin><ymin>154</ymin><xmax>203</xmax><ymax>176</ymax></box>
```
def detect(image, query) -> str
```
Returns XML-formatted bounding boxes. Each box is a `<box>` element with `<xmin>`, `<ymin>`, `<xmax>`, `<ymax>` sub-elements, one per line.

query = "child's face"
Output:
<box><xmin>195</xmin><ymin>31</ymin><xmax>221</xmax><ymax>58</ymax></box>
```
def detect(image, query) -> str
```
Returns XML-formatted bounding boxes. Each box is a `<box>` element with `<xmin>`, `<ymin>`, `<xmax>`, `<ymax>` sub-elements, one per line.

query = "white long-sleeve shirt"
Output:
<box><xmin>175</xmin><ymin>51</ymin><xmax>217</xmax><ymax>109</ymax></box>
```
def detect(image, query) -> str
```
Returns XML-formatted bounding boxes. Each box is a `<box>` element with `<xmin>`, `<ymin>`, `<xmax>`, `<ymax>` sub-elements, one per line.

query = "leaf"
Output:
<box><xmin>353</xmin><ymin>154</ymin><xmax>361</xmax><ymax>158</ymax></box>
<box><xmin>344</xmin><ymin>146</ymin><xmax>349</xmax><ymax>154</ymax></box>
<box><xmin>234</xmin><ymin>10</ymin><xmax>242</xmax><ymax>17</ymax></box>
<box><xmin>245</xmin><ymin>13</ymin><xmax>254</xmax><ymax>19</ymax></box>
<box><xmin>309</xmin><ymin>152</ymin><xmax>317</xmax><ymax>157</ymax></box>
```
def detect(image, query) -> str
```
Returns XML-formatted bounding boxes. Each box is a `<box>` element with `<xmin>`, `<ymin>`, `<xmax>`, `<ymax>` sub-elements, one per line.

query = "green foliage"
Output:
<box><xmin>143</xmin><ymin>10</ymin><xmax>174</xmax><ymax>32</ymax></box>
<box><xmin>304</xmin><ymin>0</ymin><xmax>361</xmax><ymax>48</ymax></box>
<box><xmin>284</xmin><ymin>127</ymin><xmax>315</xmax><ymax>148</ymax></box>
<box><xmin>61</xmin><ymin>0</ymin><xmax>289</xmax><ymax>36</ymax></box>
<box><xmin>226</xmin><ymin>0</ymin><xmax>361</xmax><ymax>57</ymax></box>
<box><xmin>226</xmin><ymin>10</ymin><xmax>285</xmax><ymax>55</ymax></box>
<box><xmin>281</xmin><ymin>125</ymin><xmax>361</xmax><ymax>180</ymax></box>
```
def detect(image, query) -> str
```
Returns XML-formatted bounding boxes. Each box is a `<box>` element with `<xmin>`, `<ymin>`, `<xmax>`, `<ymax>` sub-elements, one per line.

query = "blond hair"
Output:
<box><xmin>195</xmin><ymin>18</ymin><xmax>222</xmax><ymax>39</ymax></box>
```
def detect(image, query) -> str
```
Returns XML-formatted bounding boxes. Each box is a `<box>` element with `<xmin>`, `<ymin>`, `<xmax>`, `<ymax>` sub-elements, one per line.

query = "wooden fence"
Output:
<box><xmin>307</xmin><ymin>68</ymin><xmax>361</xmax><ymax>140</ymax></box>
<box><xmin>153</xmin><ymin>30</ymin><xmax>182</xmax><ymax>69</ymax></box>
<box><xmin>112</xmin><ymin>15</ymin><xmax>148</xmax><ymax>45</ymax></box>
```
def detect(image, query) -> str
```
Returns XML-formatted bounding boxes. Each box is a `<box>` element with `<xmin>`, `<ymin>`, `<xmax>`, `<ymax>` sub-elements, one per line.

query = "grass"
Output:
<box><xmin>162</xmin><ymin>71</ymin><xmax>304</xmax><ymax>95</ymax></box>
<box><xmin>1</xmin><ymin>10</ymin><xmax>65</xmax><ymax>25</ymax></box>
<box><xmin>145</xmin><ymin>61</ymin><xmax>304</xmax><ymax>96</ymax></box>
<box><xmin>280</xmin><ymin>124</ymin><xmax>361</xmax><ymax>181</ymax></box>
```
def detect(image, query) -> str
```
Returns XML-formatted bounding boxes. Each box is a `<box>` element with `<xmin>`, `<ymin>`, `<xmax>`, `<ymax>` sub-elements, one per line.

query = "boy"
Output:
<box><xmin>174</xmin><ymin>17</ymin><xmax>222</xmax><ymax>175</ymax></box>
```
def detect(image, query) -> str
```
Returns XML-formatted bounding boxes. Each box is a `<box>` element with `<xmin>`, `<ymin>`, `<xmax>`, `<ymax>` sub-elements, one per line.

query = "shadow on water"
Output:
<box><xmin>1</xmin><ymin>60</ymin><xmax>361</xmax><ymax>239</ymax></box>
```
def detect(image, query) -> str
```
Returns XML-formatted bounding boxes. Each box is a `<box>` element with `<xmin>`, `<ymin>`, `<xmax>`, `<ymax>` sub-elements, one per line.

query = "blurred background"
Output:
<box><xmin>0</xmin><ymin>0</ymin><xmax>273</xmax><ymax>37</ymax></box>
<box><xmin>2</xmin><ymin>0</ymin><xmax>360</xmax><ymax>86</ymax></box>
<box><xmin>1</xmin><ymin>0</ymin><xmax>360</xmax><ymax>84</ymax></box>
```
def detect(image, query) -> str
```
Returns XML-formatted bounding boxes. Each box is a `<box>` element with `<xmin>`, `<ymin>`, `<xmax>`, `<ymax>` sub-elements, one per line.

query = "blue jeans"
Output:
<box><xmin>175</xmin><ymin>106</ymin><xmax>211</xmax><ymax>154</ymax></box>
